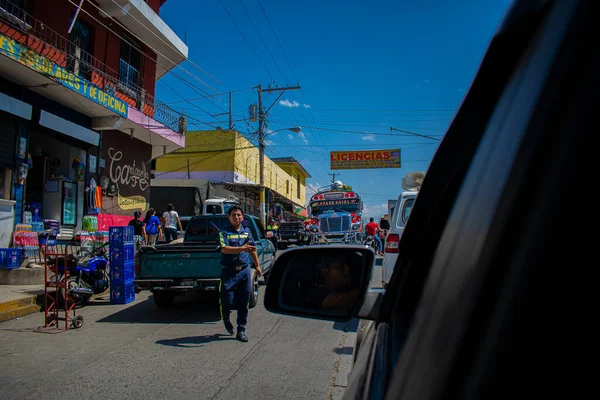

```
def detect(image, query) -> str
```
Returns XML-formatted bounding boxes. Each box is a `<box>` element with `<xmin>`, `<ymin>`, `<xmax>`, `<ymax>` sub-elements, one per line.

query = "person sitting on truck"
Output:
<box><xmin>366</xmin><ymin>217</ymin><xmax>383</xmax><ymax>255</ymax></box>
<box><xmin>219</xmin><ymin>205</ymin><xmax>262</xmax><ymax>343</ymax></box>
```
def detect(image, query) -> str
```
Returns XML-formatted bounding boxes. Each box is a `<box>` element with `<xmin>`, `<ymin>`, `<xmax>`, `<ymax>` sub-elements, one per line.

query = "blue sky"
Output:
<box><xmin>156</xmin><ymin>0</ymin><xmax>511</xmax><ymax>220</ymax></box>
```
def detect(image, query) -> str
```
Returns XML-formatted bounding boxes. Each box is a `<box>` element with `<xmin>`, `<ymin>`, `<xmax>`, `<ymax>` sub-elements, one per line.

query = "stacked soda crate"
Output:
<box><xmin>108</xmin><ymin>226</ymin><xmax>135</xmax><ymax>305</ymax></box>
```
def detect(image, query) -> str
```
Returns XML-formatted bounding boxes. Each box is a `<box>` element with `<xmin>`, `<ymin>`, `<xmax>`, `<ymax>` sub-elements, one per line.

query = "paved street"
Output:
<box><xmin>0</xmin><ymin>257</ymin><xmax>382</xmax><ymax>400</ymax></box>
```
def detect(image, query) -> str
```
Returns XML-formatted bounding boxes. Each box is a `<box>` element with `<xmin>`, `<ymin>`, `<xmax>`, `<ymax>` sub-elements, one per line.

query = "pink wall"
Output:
<box><xmin>98</xmin><ymin>213</ymin><xmax>131</xmax><ymax>230</ymax></box>
<box><xmin>127</xmin><ymin>107</ymin><xmax>185</xmax><ymax>147</ymax></box>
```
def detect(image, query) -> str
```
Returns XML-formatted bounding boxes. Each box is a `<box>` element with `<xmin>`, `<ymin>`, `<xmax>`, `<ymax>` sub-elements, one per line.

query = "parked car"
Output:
<box><xmin>277</xmin><ymin>221</ymin><xmax>311</xmax><ymax>249</ymax></box>
<box><xmin>134</xmin><ymin>214</ymin><xmax>275</xmax><ymax>308</ymax></box>
<box><xmin>264</xmin><ymin>1</ymin><xmax>591</xmax><ymax>398</ymax></box>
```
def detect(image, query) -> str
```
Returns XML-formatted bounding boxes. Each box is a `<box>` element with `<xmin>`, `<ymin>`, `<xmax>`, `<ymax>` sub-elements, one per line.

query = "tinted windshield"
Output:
<box><xmin>205</xmin><ymin>205</ymin><xmax>223</xmax><ymax>214</ymax></box>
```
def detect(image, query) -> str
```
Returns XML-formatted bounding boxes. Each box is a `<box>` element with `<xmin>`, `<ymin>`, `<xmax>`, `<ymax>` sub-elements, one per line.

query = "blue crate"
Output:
<box><xmin>110</xmin><ymin>281</ymin><xmax>135</xmax><ymax>304</ymax></box>
<box><xmin>109</xmin><ymin>243</ymin><xmax>135</xmax><ymax>265</ymax></box>
<box><xmin>110</xmin><ymin>261</ymin><xmax>135</xmax><ymax>282</ymax></box>
<box><xmin>109</xmin><ymin>226</ymin><xmax>134</xmax><ymax>245</ymax></box>
<box><xmin>0</xmin><ymin>248</ymin><xmax>23</xmax><ymax>269</ymax></box>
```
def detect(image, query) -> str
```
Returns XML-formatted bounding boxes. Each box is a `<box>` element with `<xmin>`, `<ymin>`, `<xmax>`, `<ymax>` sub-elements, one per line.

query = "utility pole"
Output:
<box><xmin>328</xmin><ymin>172</ymin><xmax>340</xmax><ymax>183</ymax></box>
<box><xmin>257</xmin><ymin>84</ymin><xmax>301</xmax><ymax>226</ymax></box>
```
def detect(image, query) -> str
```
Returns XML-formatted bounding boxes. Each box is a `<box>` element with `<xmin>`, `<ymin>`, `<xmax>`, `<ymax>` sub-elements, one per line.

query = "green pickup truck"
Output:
<box><xmin>134</xmin><ymin>214</ymin><xmax>276</xmax><ymax>308</ymax></box>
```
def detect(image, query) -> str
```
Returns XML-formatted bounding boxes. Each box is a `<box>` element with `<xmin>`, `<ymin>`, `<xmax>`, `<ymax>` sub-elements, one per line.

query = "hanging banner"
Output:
<box><xmin>330</xmin><ymin>149</ymin><xmax>401</xmax><ymax>170</ymax></box>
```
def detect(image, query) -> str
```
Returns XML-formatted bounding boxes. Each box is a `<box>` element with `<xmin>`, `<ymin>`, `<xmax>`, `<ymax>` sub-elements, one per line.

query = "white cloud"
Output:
<box><xmin>287</xmin><ymin>131</ymin><xmax>308</xmax><ymax>144</ymax></box>
<box><xmin>279</xmin><ymin>99</ymin><xmax>300</xmax><ymax>108</ymax></box>
<box><xmin>362</xmin><ymin>134</ymin><xmax>376</xmax><ymax>142</ymax></box>
<box><xmin>298</xmin><ymin>131</ymin><xmax>309</xmax><ymax>144</ymax></box>
<box><xmin>303</xmin><ymin>104</ymin><xmax>311</xmax><ymax>109</ymax></box>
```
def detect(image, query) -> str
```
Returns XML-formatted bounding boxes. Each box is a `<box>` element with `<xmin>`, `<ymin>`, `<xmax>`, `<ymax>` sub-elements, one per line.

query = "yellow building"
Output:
<box><xmin>153</xmin><ymin>130</ymin><xmax>310</xmax><ymax>216</ymax></box>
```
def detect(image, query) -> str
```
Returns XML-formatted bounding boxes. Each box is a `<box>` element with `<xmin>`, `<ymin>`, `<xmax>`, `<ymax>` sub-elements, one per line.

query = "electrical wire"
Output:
<box><xmin>65</xmin><ymin>0</ymin><xmax>223</xmax><ymax>99</ymax></box>
<box><xmin>107</xmin><ymin>0</ymin><xmax>225</xmax><ymax>90</ymax></box>
<box><xmin>216</xmin><ymin>0</ymin><xmax>276</xmax><ymax>83</ymax></box>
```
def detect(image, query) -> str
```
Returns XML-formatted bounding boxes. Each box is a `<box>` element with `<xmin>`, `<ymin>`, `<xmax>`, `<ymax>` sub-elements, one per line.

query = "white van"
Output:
<box><xmin>379</xmin><ymin>171</ymin><xmax>424</xmax><ymax>288</ymax></box>
<box><xmin>381</xmin><ymin>191</ymin><xmax>418</xmax><ymax>288</ymax></box>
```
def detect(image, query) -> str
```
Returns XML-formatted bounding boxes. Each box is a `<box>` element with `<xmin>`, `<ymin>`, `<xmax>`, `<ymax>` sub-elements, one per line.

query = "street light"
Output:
<box><xmin>259</xmin><ymin>126</ymin><xmax>302</xmax><ymax>226</ymax></box>
<box><xmin>266</xmin><ymin>126</ymin><xmax>302</xmax><ymax>135</ymax></box>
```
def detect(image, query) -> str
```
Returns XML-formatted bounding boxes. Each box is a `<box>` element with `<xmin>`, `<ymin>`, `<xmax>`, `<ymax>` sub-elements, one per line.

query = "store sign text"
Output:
<box><xmin>108</xmin><ymin>148</ymin><xmax>149</xmax><ymax>192</ymax></box>
<box><xmin>330</xmin><ymin>149</ymin><xmax>401</xmax><ymax>170</ymax></box>
<box><xmin>118</xmin><ymin>193</ymin><xmax>147</xmax><ymax>211</ymax></box>
<box><xmin>0</xmin><ymin>33</ymin><xmax>128</xmax><ymax>117</ymax></box>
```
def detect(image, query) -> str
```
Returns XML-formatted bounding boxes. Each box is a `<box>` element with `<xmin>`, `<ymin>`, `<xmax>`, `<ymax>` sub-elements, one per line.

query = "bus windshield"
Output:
<box><xmin>311</xmin><ymin>202</ymin><xmax>361</xmax><ymax>215</ymax></box>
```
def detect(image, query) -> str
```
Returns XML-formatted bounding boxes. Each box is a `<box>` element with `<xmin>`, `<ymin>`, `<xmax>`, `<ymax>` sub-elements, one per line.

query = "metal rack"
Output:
<box><xmin>37</xmin><ymin>242</ymin><xmax>83</xmax><ymax>333</ymax></box>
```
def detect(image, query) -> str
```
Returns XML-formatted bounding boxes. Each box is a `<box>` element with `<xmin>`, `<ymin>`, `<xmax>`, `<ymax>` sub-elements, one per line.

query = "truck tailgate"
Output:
<box><xmin>140</xmin><ymin>245</ymin><xmax>222</xmax><ymax>279</ymax></box>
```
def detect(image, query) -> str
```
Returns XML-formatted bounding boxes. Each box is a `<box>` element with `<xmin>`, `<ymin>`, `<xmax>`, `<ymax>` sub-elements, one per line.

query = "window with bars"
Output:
<box><xmin>119</xmin><ymin>35</ymin><xmax>143</xmax><ymax>91</ymax></box>
<box><xmin>296</xmin><ymin>174</ymin><xmax>300</xmax><ymax>199</ymax></box>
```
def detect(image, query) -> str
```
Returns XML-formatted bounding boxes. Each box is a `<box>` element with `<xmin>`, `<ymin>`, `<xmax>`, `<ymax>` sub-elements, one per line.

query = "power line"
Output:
<box><xmin>256</xmin><ymin>0</ymin><xmax>300</xmax><ymax>85</ymax></box>
<box><xmin>163</xmin><ymin>87</ymin><xmax>254</xmax><ymax>105</ymax></box>
<box><xmin>254</xmin><ymin>0</ymin><xmax>333</xmax><ymax>165</ymax></box>
<box><xmin>303</xmin><ymin>108</ymin><xmax>457</xmax><ymax>112</ymax></box>
<box><xmin>65</xmin><ymin>0</ymin><xmax>223</xmax><ymax>98</ymax></box>
<box><xmin>268</xmin><ymin>121</ymin><xmax>444</xmax><ymax>138</ymax></box>
<box><xmin>238</xmin><ymin>0</ymin><xmax>287</xmax><ymax>82</ymax></box>
<box><xmin>107</xmin><ymin>0</ymin><xmax>225</xmax><ymax>90</ymax></box>
<box><xmin>217</xmin><ymin>0</ymin><xmax>276</xmax><ymax>83</ymax></box>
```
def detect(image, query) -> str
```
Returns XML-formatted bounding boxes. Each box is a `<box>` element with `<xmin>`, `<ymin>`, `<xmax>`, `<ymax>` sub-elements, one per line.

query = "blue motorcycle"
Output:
<box><xmin>52</xmin><ymin>242</ymin><xmax>110</xmax><ymax>307</ymax></box>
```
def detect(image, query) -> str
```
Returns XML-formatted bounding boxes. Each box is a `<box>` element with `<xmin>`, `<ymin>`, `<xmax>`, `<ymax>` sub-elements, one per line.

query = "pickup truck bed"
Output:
<box><xmin>134</xmin><ymin>215</ymin><xmax>275</xmax><ymax>308</ymax></box>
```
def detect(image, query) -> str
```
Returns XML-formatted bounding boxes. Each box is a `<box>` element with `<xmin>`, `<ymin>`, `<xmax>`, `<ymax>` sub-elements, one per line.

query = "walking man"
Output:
<box><xmin>219</xmin><ymin>205</ymin><xmax>262</xmax><ymax>342</ymax></box>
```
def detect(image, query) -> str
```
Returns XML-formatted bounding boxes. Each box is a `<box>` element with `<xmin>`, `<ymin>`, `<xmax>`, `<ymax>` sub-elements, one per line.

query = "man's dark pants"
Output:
<box><xmin>220</xmin><ymin>266</ymin><xmax>252</xmax><ymax>332</ymax></box>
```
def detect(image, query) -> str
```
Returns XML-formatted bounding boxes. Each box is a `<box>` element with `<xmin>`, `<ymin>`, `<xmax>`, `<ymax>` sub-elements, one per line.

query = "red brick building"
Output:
<box><xmin>0</xmin><ymin>0</ymin><xmax>188</xmax><ymax>245</ymax></box>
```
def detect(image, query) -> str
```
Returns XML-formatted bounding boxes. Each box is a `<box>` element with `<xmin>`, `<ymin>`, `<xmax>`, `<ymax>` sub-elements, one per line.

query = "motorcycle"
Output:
<box><xmin>363</xmin><ymin>235</ymin><xmax>379</xmax><ymax>253</ymax></box>
<box><xmin>50</xmin><ymin>242</ymin><xmax>110</xmax><ymax>307</ymax></box>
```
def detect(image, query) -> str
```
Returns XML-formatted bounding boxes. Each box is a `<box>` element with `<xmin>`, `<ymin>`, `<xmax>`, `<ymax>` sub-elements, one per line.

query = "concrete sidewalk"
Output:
<box><xmin>0</xmin><ymin>284</ymin><xmax>45</xmax><ymax>322</ymax></box>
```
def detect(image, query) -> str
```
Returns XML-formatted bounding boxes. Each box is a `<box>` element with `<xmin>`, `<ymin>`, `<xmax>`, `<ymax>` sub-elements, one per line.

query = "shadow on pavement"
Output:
<box><xmin>96</xmin><ymin>293</ymin><xmax>221</xmax><ymax>324</ymax></box>
<box><xmin>334</xmin><ymin>346</ymin><xmax>355</xmax><ymax>356</ymax></box>
<box><xmin>333</xmin><ymin>318</ymin><xmax>359</xmax><ymax>333</ymax></box>
<box><xmin>156</xmin><ymin>334</ymin><xmax>235</xmax><ymax>348</ymax></box>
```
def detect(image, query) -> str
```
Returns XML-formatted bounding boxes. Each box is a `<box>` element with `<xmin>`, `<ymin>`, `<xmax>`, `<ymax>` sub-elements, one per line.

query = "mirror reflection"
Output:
<box><xmin>278</xmin><ymin>251</ymin><xmax>365</xmax><ymax>316</ymax></box>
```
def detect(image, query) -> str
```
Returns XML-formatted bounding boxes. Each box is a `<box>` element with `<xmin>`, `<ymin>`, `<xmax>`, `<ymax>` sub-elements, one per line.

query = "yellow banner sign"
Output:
<box><xmin>330</xmin><ymin>149</ymin><xmax>401</xmax><ymax>170</ymax></box>
<box><xmin>118</xmin><ymin>193</ymin><xmax>147</xmax><ymax>211</ymax></box>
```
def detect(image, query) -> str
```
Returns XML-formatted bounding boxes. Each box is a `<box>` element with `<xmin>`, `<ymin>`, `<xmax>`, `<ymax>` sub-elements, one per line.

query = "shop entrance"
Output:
<box><xmin>25</xmin><ymin>131</ymin><xmax>88</xmax><ymax>232</ymax></box>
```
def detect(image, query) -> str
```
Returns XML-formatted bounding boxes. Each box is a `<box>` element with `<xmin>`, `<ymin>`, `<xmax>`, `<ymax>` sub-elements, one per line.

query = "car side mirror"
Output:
<box><xmin>264</xmin><ymin>246</ymin><xmax>375</xmax><ymax>321</ymax></box>
<box><xmin>379</xmin><ymin>219</ymin><xmax>390</xmax><ymax>230</ymax></box>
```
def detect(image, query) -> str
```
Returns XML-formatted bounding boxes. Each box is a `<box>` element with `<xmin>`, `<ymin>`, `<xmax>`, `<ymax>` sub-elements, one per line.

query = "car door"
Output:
<box><xmin>252</xmin><ymin>217</ymin><xmax>275</xmax><ymax>274</ymax></box>
<box><xmin>342</xmin><ymin>2</ymin><xmax>588</xmax><ymax>398</ymax></box>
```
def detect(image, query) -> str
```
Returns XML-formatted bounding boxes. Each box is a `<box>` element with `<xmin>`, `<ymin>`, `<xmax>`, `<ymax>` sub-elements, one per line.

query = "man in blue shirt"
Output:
<box><xmin>219</xmin><ymin>205</ymin><xmax>262</xmax><ymax>342</ymax></box>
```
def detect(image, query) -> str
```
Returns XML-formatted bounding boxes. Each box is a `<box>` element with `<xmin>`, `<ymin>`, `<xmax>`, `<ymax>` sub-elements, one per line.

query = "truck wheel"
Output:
<box><xmin>249</xmin><ymin>271</ymin><xmax>259</xmax><ymax>309</ymax></box>
<box><xmin>153</xmin><ymin>291</ymin><xmax>175</xmax><ymax>308</ymax></box>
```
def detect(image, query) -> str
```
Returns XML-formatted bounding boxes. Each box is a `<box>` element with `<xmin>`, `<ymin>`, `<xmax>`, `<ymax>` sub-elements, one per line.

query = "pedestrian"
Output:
<box><xmin>128</xmin><ymin>210</ymin><xmax>147</xmax><ymax>250</ymax></box>
<box><xmin>219</xmin><ymin>205</ymin><xmax>262</xmax><ymax>342</ymax></box>
<box><xmin>144</xmin><ymin>208</ymin><xmax>162</xmax><ymax>246</ymax></box>
<box><xmin>162</xmin><ymin>203</ymin><xmax>183</xmax><ymax>244</ymax></box>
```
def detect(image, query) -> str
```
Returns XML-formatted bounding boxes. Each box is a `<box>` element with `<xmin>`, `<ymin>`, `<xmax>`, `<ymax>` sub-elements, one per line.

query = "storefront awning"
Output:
<box><xmin>0</xmin><ymin>92</ymin><xmax>32</xmax><ymax>120</ymax></box>
<box><xmin>39</xmin><ymin>110</ymin><xmax>99</xmax><ymax>146</ymax></box>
